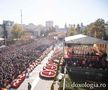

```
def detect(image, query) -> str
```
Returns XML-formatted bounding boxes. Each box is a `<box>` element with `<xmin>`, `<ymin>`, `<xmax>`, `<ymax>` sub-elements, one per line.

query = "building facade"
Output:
<box><xmin>0</xmin><ymin>24</ymin><xmax>3</xmax><ymax>37</ymax></box>
<box><xmin>3</xmin><ymin>20</ymin><xmax>14</xmax><ymax>38</ymax></box>
<box><xmin>46</xmin><ymin>21</ymin><xmax>53</xmax><ymax>28</ymax></box>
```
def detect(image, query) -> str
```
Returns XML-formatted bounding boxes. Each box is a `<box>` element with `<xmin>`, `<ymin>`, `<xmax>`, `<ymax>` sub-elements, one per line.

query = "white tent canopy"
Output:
<box><xmin>0</xmin><ymin>38</ymin><xmax>4</xmax><ymax>41</ymax></box>
<box><xmin>65</xmin><ymin>34</ymin><xmax>108</xmax><ymax>44</ymax></box>
<box><xmin>65</xmin><ymin>34</ymin><xmax>86</xmax><ymax>42</ymax></box>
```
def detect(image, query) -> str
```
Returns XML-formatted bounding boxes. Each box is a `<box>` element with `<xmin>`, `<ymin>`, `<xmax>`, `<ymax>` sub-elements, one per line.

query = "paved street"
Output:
<box><xmin>33</xmin><ymin>79</ymin><xmax>53</xmax><ymax>90</ymax></box>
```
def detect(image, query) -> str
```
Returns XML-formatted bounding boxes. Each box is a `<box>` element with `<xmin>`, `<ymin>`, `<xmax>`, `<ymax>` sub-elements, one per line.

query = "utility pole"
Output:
<box><xmin>20</xmin><ymin>9</ymin><xmax>23</xmax><ymax>40</ymax></box>
<box><xmin>63</xmin><ymin>40</ymin><xmax>67</xmax><ymax>90</ymax></box>
<box><xmin>63</xmin><ymin>63</ymin><xmax>67</xmax><ymax>90</ymax></box>
<box><xmin>20</xmin><ymin>9</ymin><xmax>23</xmax><ymax>30</ymax></box>
<box><xmin>63</xmin><ymin>24</ymin><xmax>68</xmax><ymax>90</ymax></box>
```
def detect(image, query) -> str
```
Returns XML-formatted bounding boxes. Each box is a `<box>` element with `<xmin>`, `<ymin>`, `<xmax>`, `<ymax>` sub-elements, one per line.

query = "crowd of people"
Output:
<box><xmin>0</xmin><ymin>37</ymin><xmax>57</xmax><ymax>89</ymax></box>
<box><xmin>64</xmin><ymin>45</ymin><xmax>108</xmax><ymax>69</ymax></box>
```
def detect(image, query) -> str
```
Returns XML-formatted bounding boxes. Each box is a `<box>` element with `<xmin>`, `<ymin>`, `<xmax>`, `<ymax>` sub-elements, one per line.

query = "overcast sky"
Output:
<box><xmin>0</xmin><ymin>0</ymin><xmax>108</xmax><ymax>27</ymax></box>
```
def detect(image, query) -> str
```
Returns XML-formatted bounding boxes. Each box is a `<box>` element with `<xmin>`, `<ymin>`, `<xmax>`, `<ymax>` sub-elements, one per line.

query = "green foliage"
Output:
<box><xmin>67</xmin><ymin>26</ymin><xmax>76</xmax><ymax>36</ymax></box>
<box><xmin>84</xmin><ymin>18</ymin><xmax>106</xmax><ymax>39</ymax></box>
<box><xmin>11</xmin><ymin>24</ymin><xmax>25</xmax><ymax>39</ymax></box>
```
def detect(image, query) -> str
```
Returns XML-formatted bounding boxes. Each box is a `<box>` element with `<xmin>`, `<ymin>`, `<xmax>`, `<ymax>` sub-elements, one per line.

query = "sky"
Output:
<box><xmin>0</xmin><ymin>0</ymin><xmax>108</xmax><ymax>27</ymax></box>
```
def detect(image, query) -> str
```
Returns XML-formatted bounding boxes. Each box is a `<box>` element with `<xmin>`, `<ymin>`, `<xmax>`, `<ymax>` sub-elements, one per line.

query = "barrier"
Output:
<box><xmin>11</xmin><ymin>73</ymin><xmax>25</xmax><ymax>89</ymax></box>
<box><xmin>40</xmin><ymin>70</ymin><xmax>56</xmax><ymax>79</ymax></box>
<box><xmin>43</xmin><ymin>65</ymin><xmax>57</xmax><ymax>71</ymax></box>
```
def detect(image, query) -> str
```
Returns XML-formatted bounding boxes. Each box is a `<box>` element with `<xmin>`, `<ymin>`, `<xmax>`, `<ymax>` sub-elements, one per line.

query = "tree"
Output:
<box><xmin>67</xmin><ymin>25</ymin><xmax>76</xmax><ymax>36</ymax></box>
<box><xmin>84</xmin><ymin>23</ymin><xmax>95</xmax><ymax>36</ymax></box>
<box><xmin>94</xmin><ymin>19</ymin><xmax>105</xmax><ymax>39</ymax></box>
<box><xmin>76</xmin><ymin>24</ymin><xmax>81</xmax><ymax>34</ymax></box>
<box><xmin>11</xmin><ymin>24</ymin><xmax>25</xmax><ymax>39</ymax></box>
<box><xmin>84</xmin><ymin>18</ymin><xmax>106</xmax><ymax>39</ymax></box>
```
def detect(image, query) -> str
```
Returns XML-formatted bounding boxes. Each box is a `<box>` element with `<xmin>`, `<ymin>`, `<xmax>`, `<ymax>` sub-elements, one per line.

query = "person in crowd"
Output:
<box><xmin>28</xmin><ymin>82</ymin><xmax>31</xmax><ymax>90</ymax></box>
<box><xmin>0</xmin><ymin>38</ymin><xmax>57</xmax><ymax>88</ymax></box>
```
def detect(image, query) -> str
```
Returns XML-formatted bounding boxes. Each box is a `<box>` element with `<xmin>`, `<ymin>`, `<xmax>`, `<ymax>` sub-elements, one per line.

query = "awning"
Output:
<box><xmin>0</xmin><ymin>38</ymin><xmax>4</xmax><ymax>41</ymax></box>
<box><xmin>65</xmin><ymin>34</ymin><xmax>108</xmax><ymax>44</ymax></box>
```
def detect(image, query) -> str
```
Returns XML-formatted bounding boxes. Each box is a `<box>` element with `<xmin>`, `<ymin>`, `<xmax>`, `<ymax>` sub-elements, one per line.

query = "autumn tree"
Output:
<box><xmin>84</xmin><ymin>18</ymin><xmax>106</xmax><ymax>39</ymax></box>
<box><xmin>67</xmin><ymin>25</ymin><xmax>76</xmax><ymax>36</ymax></box>
<box><xmin>11</xmin><ymin>24</ymin><xmax>25</xmax><ymax>39</ymax></box>
<box><xmin>94</xmin><ymin>19</ymin><xmax>106</xmax><ymax>39</ymax></box>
